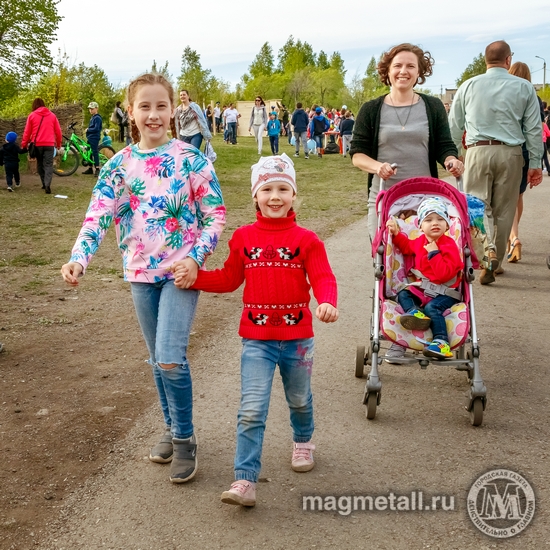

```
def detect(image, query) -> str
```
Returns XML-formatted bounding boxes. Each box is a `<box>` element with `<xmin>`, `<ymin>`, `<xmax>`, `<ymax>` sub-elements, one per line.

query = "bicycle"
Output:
<box><xmin>53</xmin><ymin>122</ymin><xmax>116</xmax><ymax>177</ymax></box>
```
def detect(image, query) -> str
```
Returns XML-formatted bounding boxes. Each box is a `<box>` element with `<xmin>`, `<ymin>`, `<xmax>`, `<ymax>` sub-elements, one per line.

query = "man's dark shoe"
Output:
<box><xmin>82</xmin><ymin>167</ymin><xmax>94</xmax><ymax>175</ymax></box>
<box><xmin>170</xmin><ymin>434</ymin><xmax>197</xmax><ymax>483</ymax></box>
<box><xmin>45</xmin><ymin>186</ymin><xmax>51</xmax><ymax>194</ymax></box>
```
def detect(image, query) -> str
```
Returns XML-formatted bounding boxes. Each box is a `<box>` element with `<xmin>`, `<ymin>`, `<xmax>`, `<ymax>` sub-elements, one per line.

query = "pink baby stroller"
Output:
<box><xmin>354</xmin><ymin>176</ymin><xmax>487</xmax><ymax>426</ymax></box>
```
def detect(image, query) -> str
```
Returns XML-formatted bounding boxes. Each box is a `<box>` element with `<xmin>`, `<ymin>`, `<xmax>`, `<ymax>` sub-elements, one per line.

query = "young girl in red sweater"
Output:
<box><xmin>174</xmin><ymin>153</ymin><xmax>338</xmax><ymax>507</ymax></box>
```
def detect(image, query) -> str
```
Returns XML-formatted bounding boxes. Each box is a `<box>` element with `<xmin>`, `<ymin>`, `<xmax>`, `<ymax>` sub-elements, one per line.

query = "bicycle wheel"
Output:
<box><xmin>98</xmin><ymin>145</ymin><xmax>116</xmax><ymax>166</ymax></box>
<box><xmin>53</xmin><ymin>145</ymin><xmax>79</xmax><ymax>176</ymax></box>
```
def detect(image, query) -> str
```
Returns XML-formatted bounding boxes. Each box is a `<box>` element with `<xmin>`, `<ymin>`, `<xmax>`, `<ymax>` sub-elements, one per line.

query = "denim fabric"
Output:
<box><xmin>131</xmin><ymin>280</ymin><xmax>199</xmax><ymax>439</ymax></box>
<box><xmin>294</xmin><ymin>131</ymin><xmax>308</xmax><ymax>154</ymax></box>
<box><xmin>234</xmin><ymin>338</ymin><xmax>315</xmax><ymax>482</ymax></box>
<box><xmin>269</xmin><ymin>135</ymin><xmax>279</xmax><ymax>154</ymax></box>
<box><xmin>87</xmin><ymin>137</ymin><xmax>100</xmax><ymax>167</ymax></box>
<box><xmin>397</xmin><ymin>289</ymin><xmax>458</xmax><ymax>342</ymax></box>
<box><xmin>182</xmin><ymin>132</ymin><xmax>203</xmax><ymax>150</ymax></box>
<box><xmin>313</xmin><ymin>135</ymin><xmax>323</xmax><ymax>151</ymax></box>
<box><xmin>227</xmin><ymin>122</ymin><xmax>237</xmax><ymax>144</ymax></box>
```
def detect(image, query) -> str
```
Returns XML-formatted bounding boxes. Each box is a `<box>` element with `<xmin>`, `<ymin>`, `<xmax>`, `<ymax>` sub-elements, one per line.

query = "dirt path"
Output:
<box><xmin>40</xmin><ymin>180</ymin><xmax>550</xmax><ymax>549</ymax></box>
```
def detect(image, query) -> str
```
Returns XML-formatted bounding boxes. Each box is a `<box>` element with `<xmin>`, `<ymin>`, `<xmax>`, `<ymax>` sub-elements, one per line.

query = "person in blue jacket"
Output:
<box><xmin>83</xmin><ymin>101</ymin><xmax>102</xmax><ymax>176</ymax></box>
<box><xmin>0</xmin><ymin>132</ymin><xmax>27</xmax><ymax>191</ymax></box>
<box><xmin>309</xmin><ymin>107</ymin><xmax>330</xmax><ymax>158</ymax></box>
<box><xmin>291</xmin><ymin>102</ymin><xmax>310</xmax><ymax>159</ymax></box>
<box><xmin>266</xmin><ymin>112</ymin><xmax>281</xmax><ymax>154</ymax></box>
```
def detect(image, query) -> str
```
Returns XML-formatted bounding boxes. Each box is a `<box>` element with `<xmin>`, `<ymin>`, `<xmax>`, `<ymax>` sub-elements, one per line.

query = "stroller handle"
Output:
<box><xmin>447</xmin><ymin>161</ymin><xmax>464</xmax><ymax>192</ymax></box>
<box><xmin>380</xmin><ymin>163</ymin><xmax>398</xmax><ymax>191</ymax></box>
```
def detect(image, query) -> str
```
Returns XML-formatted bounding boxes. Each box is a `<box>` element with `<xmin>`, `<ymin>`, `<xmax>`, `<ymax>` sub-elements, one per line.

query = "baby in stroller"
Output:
<box><xmin>386</xmin><ymin>197</ymin><xmax>462</xmax><ymax>360</ymax></box>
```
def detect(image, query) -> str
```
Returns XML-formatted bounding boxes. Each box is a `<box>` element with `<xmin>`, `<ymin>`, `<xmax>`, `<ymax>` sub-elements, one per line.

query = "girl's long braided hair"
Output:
<box><xmin>126</xmin><ymin>73</ymin><xmax>178</xmax><ymax>144</ymax></box>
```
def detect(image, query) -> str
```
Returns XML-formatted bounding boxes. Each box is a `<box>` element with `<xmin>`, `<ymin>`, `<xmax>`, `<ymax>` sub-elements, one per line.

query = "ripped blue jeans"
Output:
<box><xmin>234</xmin><ymin>338</ymin><xmax>315</xmax><ymax>482</ymax></box>
<box><xmin>131</xmin><ymin>280</ymin><xmax>199</xmax><ymax>439</ymax></box>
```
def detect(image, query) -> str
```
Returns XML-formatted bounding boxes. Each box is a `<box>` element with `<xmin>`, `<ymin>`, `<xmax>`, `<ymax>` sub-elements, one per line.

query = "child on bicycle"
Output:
<box><xmin>83</xmin><ymin>101</ymin><xmax>102</xmax><ymax>176</ymax></box>
<box><xmin>174</xmin><ymin>153</ymin><xmax>339</xmax><ymax>507</ymax></box>
<box><xmin>61</xmin><ymin>73</ymin><xmax>226</xmax><ymax>484</ymax></box>
<box><xmin>386</xmin><ymin>197</ymin><xmax>462</xmax><ymax>360</ymax></box>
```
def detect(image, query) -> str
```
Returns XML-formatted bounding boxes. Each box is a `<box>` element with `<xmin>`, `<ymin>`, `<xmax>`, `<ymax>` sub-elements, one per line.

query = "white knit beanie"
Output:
<box><xmin>251</xmin><ymin>153</ymin><xmax>297</xmax><ymax>197</ymax></box>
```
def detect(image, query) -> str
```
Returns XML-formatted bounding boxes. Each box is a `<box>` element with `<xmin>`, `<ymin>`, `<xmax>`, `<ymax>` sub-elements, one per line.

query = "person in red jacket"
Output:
<box><xmin>21</xmin><ymin>98</ymin><xmax>62</xmax><ymax>194</ymax></box>
<box><xmin>386</xmin><ymin>197</ymin><xmax>463</xmax><ymax>360</ymax></box>
<box><xmin>173</xmin><ymin>153</ymin><xmax>338</xmax><ymax>507</ymax></box>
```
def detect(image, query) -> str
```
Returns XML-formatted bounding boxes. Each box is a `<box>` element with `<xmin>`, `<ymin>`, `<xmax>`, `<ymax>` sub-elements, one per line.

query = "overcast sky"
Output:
<box><xmin>51</xmin><ymin>0</ymin><xmax>550</xmax><ymax>93</ymax></box>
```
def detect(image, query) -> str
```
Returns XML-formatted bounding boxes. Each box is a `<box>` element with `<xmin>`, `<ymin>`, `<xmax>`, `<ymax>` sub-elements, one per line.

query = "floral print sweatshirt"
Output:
<box><xmin>70</xmin><ymin>139</ymin><xmax>226</xmax><ymax>283</ymax></box>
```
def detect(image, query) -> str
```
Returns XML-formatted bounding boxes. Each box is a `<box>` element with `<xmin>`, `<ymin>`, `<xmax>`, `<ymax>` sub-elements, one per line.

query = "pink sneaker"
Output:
<box><xmin>292</xmin><ymin>442</ymin><xmax>315</xmax><ymax>472</ymax></box>
<box><xmin>221</xmin><ymin>480</ymin><xmax>256</xmax><ymax>507</ymax></box>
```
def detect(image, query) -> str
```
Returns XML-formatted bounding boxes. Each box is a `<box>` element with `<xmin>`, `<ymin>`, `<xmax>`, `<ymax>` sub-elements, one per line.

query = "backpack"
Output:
<box><xmin>324</xmin><ymin>142</ymin><xmax>340</xmax><ymax>154</ymax></box>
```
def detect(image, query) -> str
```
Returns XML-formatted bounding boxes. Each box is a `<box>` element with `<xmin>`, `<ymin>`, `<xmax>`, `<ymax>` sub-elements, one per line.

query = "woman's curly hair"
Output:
<box><xmin>377</xmin><ymin>43</ymin><xmax>434</xmax><ymax>86</ymax></box>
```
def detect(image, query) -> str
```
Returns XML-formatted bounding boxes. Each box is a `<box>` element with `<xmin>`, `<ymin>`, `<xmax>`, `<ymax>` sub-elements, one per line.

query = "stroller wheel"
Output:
<box><xmin>469</xmin><ymin>397</ymin><xmax>484</xmax><ymax>426</ymax></box>
<box><xmin>365</xmin><ymin>392</ymin><xmax>378</xmax><ymax>420</ymax></box>
<box><xmin>355</xmin><ymin>346</ymin><xmax>366</xmax><ymax>378</ymax></box>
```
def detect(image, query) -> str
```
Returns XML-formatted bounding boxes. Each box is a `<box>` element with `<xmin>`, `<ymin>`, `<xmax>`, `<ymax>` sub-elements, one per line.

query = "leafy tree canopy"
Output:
<box><xmin>248</xmin><ymin>42</ymin><xmax>274</xmax><ymax>79</ymax></box>
<box><xmin>0</xmin><ymin>1</ymin><xmax>62</xmax><ymax>81</ymax></box>
<box><xmin>277</xmin><ymin>36</ymin><xmax>316</xmax><ymax>73</ymax></box>
<box><xmin>0</xmin><ymin>52</ymin><xmax>119</xmax><ymax>122</ymax></box>
<box><xmin>317</xmin><ymin>51</ymin><xmax>329</xmax><ymax>70</ymax></box>
<box><xmin>456</xmin><ymin>53</ymin><xmax>486</xmax><ymax>86</ymax></box>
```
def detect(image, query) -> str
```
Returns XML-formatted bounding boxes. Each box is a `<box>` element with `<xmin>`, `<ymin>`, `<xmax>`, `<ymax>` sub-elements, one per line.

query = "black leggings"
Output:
<box><xmin>543</xmin><ymin>142</ymin><xmax>550</xmax><ymax>173</ymax></box>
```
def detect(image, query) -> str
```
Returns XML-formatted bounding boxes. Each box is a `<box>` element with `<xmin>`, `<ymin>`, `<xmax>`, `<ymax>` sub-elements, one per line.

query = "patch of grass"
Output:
<box><xmin>10</xmin><ymin>254</ymin><xmax>52</xmax><ymax>267</ymax></box>
<box><xmin>0</xmin><ymin>135</ymin><xmax>370</xmax><ymax>279</ymax></box>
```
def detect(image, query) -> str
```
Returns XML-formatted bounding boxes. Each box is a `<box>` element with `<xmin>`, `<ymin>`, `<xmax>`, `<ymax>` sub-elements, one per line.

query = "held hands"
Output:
<box><xmin>444</xmin><ymin>157</ymin><xmax>464</xmax><ymax>177</ymax></box>
<box><xmin>60</xmin><ymin>262</ymin><xmax>84</xmax><ymax>286</ymax></box>
<box><xmin>316</xmin><ymin>303</ymin><xmax>339</xmax><ymax>323</ymax></box>
<box><xmin>376</xmin><ymin>162</ymin><xmax>397</xmax><ymax>180</ymax></box>
<box><xmin>173</xmin><ymin>257</ymin><xmax>199</xmax><ymax>289</ymax></box>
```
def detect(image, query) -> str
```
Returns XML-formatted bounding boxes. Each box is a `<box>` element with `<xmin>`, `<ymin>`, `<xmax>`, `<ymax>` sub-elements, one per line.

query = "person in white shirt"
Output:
<box><xmin>223</xmin><ymin>103</ymin><xmax>241</xmax><ymax>144</ymax></box>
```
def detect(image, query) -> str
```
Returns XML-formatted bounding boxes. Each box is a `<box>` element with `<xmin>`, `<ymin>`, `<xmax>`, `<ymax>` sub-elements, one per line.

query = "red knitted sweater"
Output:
<box><xmin>192</xmin><ymin>212</ymin><xmax>338</xmax><ymax>340</ymax></box>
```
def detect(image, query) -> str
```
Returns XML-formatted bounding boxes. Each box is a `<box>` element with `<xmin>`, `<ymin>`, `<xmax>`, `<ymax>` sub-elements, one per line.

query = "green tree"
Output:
<box><xmin>286</xmin><ymin>69</ymin><xmax>314</xmax><ymax>105</ymax></box>
<box><xmin>329</xmin><ymin>52</ymin><xmax>346</xmax><ymax>75</ymax></box>
<box><xmin>277</xmin><ymin>36</ymin><xmax>316</xmax><ymax>73</ymax></box>
<box><xmin>362</xmin><ymin>56</ymin><xmax>389</xmax><ymax>100</ymax></box>
<box><xmin>456</xmin><ymin>53</ymin><xmax>486</xmax><ymax>86</ymax></box>
<box><xmin>177</xmin><ymin>46</ymin><xmax>217</xmax><ymax>105</ymax></box>
<box><xmin>0</xmin><ymin>1</ymin><xmax>62</xmax><ymax>81</ymax></box>
<box><xmin>151</xmin><ymin>60</ymin><xmax>173</xmax><ymax>83</ymax></box>
<box><xmin>0</xmin><ymin>52</ymin><xmax>119</xmax><ymax>123</ymax></box>
<box><xmin>248</xmin><ymin>42</ymin><xmax>274</xmax><ymax>78</ymax></box>
<box><xmin>312</xmin><ymin>68</ymin><xmax>345</xmax><ymax>106</ymax></box>
<box><xmin>317</xmin><ymin>51</ymin><xmax>330</xmax><ymax>70</ymax></box>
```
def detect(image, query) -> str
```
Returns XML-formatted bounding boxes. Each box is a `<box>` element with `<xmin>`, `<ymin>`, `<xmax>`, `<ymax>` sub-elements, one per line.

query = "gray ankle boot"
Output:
<box><xmin>170</xmin><ymin>434</ymin><xmax>197</xmax><ymax>483</ymax></box>
<box><xmin>149</xmin><ymin>427</ymin><xmax>173</xmax><ymax>463</ymax></box>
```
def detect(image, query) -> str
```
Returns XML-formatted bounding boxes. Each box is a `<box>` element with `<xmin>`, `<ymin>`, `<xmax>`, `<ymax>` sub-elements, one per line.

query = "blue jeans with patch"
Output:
<box><xmin>234</xmin><ymin>338</ymin><xmax>315</xmax><ymax>482</ymax></box>
<box><xmin>131</xmin><ymin>280</ymin><xmax>199</xmax><ymax>439</ymax></box>
<box><xmin>397</xmin><ymin>289</ymin><xmax>457</xmax><ymax>342</ymax></box>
